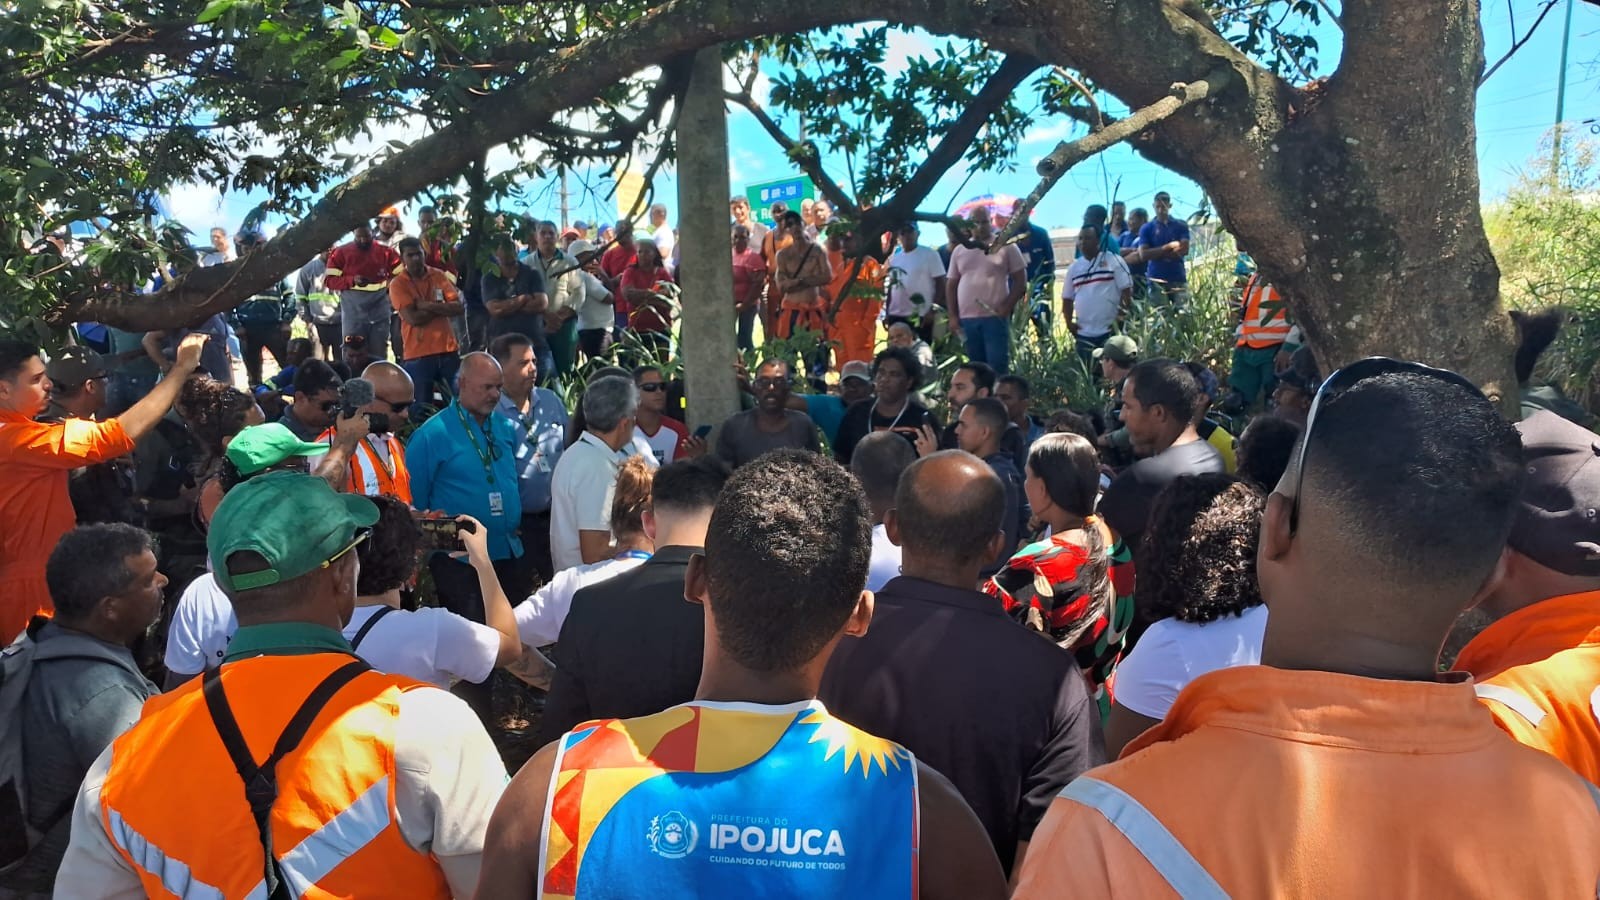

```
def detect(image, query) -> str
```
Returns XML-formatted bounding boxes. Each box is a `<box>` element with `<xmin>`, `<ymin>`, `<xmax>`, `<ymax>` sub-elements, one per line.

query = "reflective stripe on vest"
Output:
<box><xmin>1061</xmin><ymin>776</ymin><xmax>1230</xmax><ymax>899</ymax></box>
<box><xmin>108</xmin><ymin>807</ymin><xmax>235</xmax><ymax>900</ymax></box>
<box><xmin>1474</xmin><ymin>683</ymin><xmax>1549</xmax><ymax>727</ymax></box>
<box><xmin>109</xmin><ymin>776</ymin><xmax>395</xmax><ymax>900</ymax></box>
<box><xmin>320</xmin><ymin>429</ymin><xmax>411</xmax><ymax>503</ymax></box>
<box><xmin>278</xmin><ymin>775</ymin><xmax>393</xmax><ymax>897</ymax></box>
<box><xmin>1238</xmin><ymin>276</ymin><xmax>1292</xmax><ymax>348</ymax></box>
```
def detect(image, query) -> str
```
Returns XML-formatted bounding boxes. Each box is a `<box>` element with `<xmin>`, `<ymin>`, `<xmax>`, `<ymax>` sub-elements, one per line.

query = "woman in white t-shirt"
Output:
<box><xmin>343</xmin><ymin>496</ymin><xmax>521</xmax><ymax>688</ymax></box>
<box><xmin>1104</xmin><ymin>473</ymin><xmax>1268</xmax><ymax>757</ymax></box>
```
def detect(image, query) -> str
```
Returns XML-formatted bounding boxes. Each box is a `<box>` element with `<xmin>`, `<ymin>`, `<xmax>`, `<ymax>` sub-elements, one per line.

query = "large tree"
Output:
<box><xmin>3</xmin><ymin>0</ymin><xmax>1514</xmax><ymax>394</ymax></box>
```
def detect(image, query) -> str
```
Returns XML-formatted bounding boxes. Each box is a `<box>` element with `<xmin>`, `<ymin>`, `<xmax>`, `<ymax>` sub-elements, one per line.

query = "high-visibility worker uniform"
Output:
<box><xmin>0</xmin><ymin>410</ymin><xmax>136</xmax><ymax>643</ymax></box>
<box><xmin>1012</xmin><ymin>665</ymin><xmax>1600</xmax><ymax>898</ymax></box>
<box><xmin>1228</xmin><ymin>275</ymin><xmax>1300</xmax><ymax>408</ymax></box>
<box><xmin>94</xmin><ymin>652</ymin><xmax>450</xmax><ymax>899</ymax></box>
<box><xmin>313</xmin><ymin>428</ymin><xmax>412</xmax><ymax>504</ymax></box>
<box><xmin>540</xmin><ymin>700</ymin><xmax>918</xmax><ymax>899</ymax></box>
<box><xmin>826</xmin><ymin>251</ymin><xmax>884</xmax><ymax>368</ymax></box>
<box><xmin>1456</xmin><ymin>589</ymin><xmax>1600</xmax><ymax>786</ymax></box>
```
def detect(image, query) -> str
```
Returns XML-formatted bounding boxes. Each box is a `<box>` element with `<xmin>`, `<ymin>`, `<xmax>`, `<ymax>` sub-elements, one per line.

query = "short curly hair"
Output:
<box><xmin>1137</xmin><ymin>473</ymin><xmax>1265</xmax><ymax>624</ymax></box>
<box><xmin>356</xmin><ymin>495</ymin><xmax>421</xmax><ymax>596</ymax></box>
<box><xmin>177</xmin><ymin>376</ymin><xmax>256</xmax><ymax>457</ymax></box>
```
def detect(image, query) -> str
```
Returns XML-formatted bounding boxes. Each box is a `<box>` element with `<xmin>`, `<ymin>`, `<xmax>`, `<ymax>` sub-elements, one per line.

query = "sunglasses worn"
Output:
<box><xmin>387</xmin><ymin>400</ymin><xmax>412</xmax><ymax>414</ymax></box>
<box><xmin>321</xmin><ymin>528</ymin><xmax>370</xmax><ymax>569</ymax></box>
<box><xmin>1289</xmin><ymin>357</ymin><xmax>1481</xmax><ymax>534</ymax></box>
<box><xmin>638</xmin><ymin>383</ymin><xmax>666</xmax><ymax>393</ymax></box>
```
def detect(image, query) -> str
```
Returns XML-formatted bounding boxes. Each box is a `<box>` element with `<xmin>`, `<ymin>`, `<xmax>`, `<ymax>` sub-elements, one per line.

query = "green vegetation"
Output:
<box><xmin>1484</xmin><ymin>137</ymin><xmax>1600</xmax><ymax>412</ymax></box>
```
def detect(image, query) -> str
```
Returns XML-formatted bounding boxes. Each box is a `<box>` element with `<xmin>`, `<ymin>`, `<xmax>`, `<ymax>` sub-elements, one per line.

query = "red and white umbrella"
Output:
<box><xmin>953</xmin><ymin>193</ymin><xmax>1020</xmax><ymax>222</ymax></box>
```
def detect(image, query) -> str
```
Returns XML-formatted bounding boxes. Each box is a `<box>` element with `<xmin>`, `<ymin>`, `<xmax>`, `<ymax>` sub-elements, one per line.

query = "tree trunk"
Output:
<box><xmin>675</xmin><ymin>47</ymin><xmax>741</xmax><ymax>434</ymax></box>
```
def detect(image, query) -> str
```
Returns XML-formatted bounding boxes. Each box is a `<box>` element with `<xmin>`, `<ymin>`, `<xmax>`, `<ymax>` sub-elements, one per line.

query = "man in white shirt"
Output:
<box><xmin>850</xmin><ymin>431</ymin><xmax>917</xmax><ymax>591</ymax></box>
<box><xmin>885</xmin><ymin>222</ymin><xmax>947</xmax><ymax>343</ymax></box>
<box><xmin>1063</xmin><ymin>225</ymin><xmax>1133</xmax><ymax>365</ymax></box>
<box><xmin>648</xmin><ymin>203</ymin><xmax>676</xmax><ymax>272</ymax></box>
<box><xmin>549</xmin><ymin>375</ymin><xmax>644</xmax><ymax>572</ymax></box>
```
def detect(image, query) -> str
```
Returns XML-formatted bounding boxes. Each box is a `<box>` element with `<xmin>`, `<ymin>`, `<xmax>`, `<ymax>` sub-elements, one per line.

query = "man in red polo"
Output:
<box><xmin>0</xmin><ymin>334</ymin><xmax>208</xmax><ymax>642</ymax></box>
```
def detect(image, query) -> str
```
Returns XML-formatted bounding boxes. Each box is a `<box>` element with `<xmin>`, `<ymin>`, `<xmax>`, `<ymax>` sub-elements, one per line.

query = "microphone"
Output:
<box><xmin>337</xmin><ymin>377</ymin><xmax>390</xmax><ymax>434</ymax></box>
<box><xmin>338</xmin><ymin>377</ymin><xmax>373</xmax><ymax>418</ymax></box>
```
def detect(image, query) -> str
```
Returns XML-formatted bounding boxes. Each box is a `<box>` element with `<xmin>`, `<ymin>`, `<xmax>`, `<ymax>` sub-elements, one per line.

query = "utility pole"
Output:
<box><xmin>1552</xmin><ymin>0</ymin><xmax>1575</xmax><ymax>180</ymax></box>
<box><xmin>559</xmin><ymin>168</ymin><xmax>571</xmax><ymax>230</ymax></box>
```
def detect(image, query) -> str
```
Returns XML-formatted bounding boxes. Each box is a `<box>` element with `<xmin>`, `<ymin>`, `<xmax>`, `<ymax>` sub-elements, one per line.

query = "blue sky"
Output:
<box><xmin>173</xmin><ymin>2</ymin><xmax>1600</xmax><ymax>238</ymax></box>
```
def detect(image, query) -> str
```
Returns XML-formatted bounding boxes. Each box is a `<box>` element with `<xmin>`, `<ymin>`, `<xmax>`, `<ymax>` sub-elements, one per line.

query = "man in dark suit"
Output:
<box><xmin>537</xmin><ymin>455</ymin><xmax>731</xmax><ymax>742</ymax></box>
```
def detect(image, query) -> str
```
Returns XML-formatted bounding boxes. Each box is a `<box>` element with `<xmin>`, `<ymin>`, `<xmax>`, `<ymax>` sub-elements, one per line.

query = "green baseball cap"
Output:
<box><xmin>207</xmin><ymin>472</ymin><xmax>378</xmax><ymax>593</ymax></box>
<box><xmin>224</xmin><ymin>423</ymin><xmax>327</xmax><ymax>477</ymax></box>
<box><xmin>1092</xmin><ymin>334</ymin><xmax>1140</xmax><ymax>364</ymax></box>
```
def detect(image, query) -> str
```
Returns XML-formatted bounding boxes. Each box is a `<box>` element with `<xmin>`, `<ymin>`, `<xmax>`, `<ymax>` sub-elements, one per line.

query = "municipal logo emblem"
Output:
<box><xmin>648</xmin><ymin>811</ymin><xmax>698</xmax><ymax>859</ymax></box>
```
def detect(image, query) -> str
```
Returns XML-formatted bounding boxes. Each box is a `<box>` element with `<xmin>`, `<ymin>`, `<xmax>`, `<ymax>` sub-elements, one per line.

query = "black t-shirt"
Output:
<box><xmin>1098</xmin><ymin>438</ymin><xmax>1225</xmax><ymax>546</ymax></box>
<box><xmin>833</xmin><ymin>398</ymin><xmax>942</xmax><ymax>465</ymax></box>
<box><xmin>480</xmin><ymin>263</ymin><xmax>549</xmax><ymax>349</ymax></box>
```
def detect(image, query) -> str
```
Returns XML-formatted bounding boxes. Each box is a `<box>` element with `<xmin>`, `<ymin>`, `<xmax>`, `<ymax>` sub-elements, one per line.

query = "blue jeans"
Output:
<box><xmin>963</xmin><ymin>315</ymin><xmax>1011</xmax><ymax>374</ymax></box>
<box><xmin>402</xmin><ymin>352</ymin><xmax>461</xmax><ymax>404</ymax></box>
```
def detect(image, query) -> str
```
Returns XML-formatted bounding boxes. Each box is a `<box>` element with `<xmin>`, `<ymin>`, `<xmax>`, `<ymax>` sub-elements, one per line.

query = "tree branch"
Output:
<box><xmin>724</xmin><ymin>88</ymin><xmax>858</xmax><ymax>216</ymax></box>
<box><xmin>1480</xmin><ymin>0</ymin><xmax>1561</xmax><ymax>86</ymax></box>
<box><xmin>993</xmin><ymin>68</ymin><xmax>1232</xmax><ymax>249</ymax></box>
<box><xmin>870</xmin><ymin>55</ymin><xmax>1039</xmax><ymax>220</ymax></box>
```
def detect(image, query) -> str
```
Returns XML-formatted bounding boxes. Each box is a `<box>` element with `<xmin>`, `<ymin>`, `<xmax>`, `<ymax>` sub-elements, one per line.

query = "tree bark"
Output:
<box><xmin>675</xmin><ymin>47</ymin><xmax>741</xmax><ymax>433</ymax></box>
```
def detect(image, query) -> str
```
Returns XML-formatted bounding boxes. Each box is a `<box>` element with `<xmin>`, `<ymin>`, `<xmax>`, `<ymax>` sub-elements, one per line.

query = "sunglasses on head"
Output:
<box><xmin>1288</xmin><ymin>357</ymin><xmax>1481</xmax><ymax>534</ymax></box>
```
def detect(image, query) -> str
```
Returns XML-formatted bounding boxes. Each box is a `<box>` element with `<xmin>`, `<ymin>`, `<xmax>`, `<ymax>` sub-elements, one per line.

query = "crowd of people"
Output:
<box><xmin>3</xmin><ymin>188</ymin><xmax>1600</xmax><ymax>899</ymax></box>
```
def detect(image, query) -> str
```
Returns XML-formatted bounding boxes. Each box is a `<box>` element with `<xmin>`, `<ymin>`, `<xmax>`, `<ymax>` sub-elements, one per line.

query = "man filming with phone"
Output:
<box><xmin>309</xmin><ymin>361</ymin><xmax>415</xmax><ymax>503</ymax></box>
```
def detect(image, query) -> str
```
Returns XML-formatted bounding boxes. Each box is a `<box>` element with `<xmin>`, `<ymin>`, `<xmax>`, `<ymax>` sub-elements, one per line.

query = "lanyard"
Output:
<box><xmin>455</xmin><ymin>402</ymin><xmax>499</xmax><ymax>485</ymax></box>
<box><xmin>616</xmin><ymin>550</ymin><xmax>652</xmax><ymax>561</ymax></box>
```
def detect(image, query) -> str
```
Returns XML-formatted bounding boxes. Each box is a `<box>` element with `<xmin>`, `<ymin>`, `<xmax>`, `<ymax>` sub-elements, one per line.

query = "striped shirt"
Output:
<box><xmin>1063</xmin><ymin>251</ymin><xmax>1132</xmax><ymax>337</ymax></box>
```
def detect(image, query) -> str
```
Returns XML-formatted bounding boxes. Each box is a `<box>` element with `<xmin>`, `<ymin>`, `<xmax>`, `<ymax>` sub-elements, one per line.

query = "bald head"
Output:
<box><xmin>892</xmin><ymin>451</ymin><xmax>1004</xmax><ymax>569</ymax></box>
<box><xmin>362</xmin><ymin>361</ymin><xmax>415</xmax><ymax>426</ymax></box>
<box><xmin>458</xmin><ymin>352</ymin><xmax>504</xmax><ymax>419</ymax></box>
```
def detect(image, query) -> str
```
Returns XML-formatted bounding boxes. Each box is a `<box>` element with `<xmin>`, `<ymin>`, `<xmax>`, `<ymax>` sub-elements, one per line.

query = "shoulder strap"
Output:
<box><xmin>203</xmin><ymin>659</ymin><xmax>370</xmax><ymax>900</ymax></box>
<box><xmin>350</xmin><ymin>606</ymin><xmax>397</xmax><ymax>652</ymax></box>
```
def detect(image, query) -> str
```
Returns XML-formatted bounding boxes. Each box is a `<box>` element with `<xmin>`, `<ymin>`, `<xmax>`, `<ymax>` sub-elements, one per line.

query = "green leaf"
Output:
<box><xmin>196</xmin><ymin>0</ymin><xmax>234</xmax><ymax>25</ymax></box>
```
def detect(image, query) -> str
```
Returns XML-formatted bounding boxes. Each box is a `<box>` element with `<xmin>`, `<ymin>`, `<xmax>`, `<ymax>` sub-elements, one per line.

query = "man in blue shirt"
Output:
<box><xmin>408</xmin><ymin>352</ymin><xmax>529</xmax><ymax>617</ymax></box>
<box><xmin>1134</xmin><ymin>192</ymin><xmax>1191</xmax><ymax>309</ymax></box>
<box><xmin>489</xmin><ymin>333</ymin><xmax>568</xmax><ymax>586</ymax></box>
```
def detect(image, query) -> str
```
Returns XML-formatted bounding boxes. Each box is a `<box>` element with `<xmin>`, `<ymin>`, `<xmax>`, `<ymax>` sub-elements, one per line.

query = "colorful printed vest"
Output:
<box><xmin>540</xmin><ymin>700</ymin><xmax>919</xmax><ymax>899</ymax></box>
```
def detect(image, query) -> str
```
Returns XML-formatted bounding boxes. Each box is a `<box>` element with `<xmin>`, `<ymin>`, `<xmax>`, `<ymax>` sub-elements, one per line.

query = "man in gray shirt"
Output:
<box><xmin>715</xmin><ymin>359</ymin><xmax>820</xmax><ymax>467</ymax></box>
<box><xmin>2</xmin><ymin>525</ymin><xmax>163</xmax><ymax>897</ymax></box>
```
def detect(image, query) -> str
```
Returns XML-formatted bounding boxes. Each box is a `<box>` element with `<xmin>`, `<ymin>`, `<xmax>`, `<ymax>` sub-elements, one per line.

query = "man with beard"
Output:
<box><xmin>715</xmin><ymin>360</ymin><xmax>819</xmax><ymax>468</ymax></box>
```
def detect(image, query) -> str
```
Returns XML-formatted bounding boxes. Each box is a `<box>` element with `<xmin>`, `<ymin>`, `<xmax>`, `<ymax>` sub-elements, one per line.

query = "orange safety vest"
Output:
<box><xmin>1237</xmin><ymin>274</ymin><xmax>1293</xmax><ymax>348</ymax></box>
<box><xmin>98</xmin><ymin>653</ymin><xmax>451</xmax><ymax>899</ymax></box>
<box><xmin>316</xmin><ymin>429</ymin><xmax>412</xmax><ymax>504</ymax></box>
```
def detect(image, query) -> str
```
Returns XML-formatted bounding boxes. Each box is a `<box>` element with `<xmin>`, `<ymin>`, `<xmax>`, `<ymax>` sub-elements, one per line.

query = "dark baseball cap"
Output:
<box><xmin>1508</xmin><ymin>411</ymin><xmax>1600</xmax><ymax>576</ymax></box>
<box><xmin>46</xmin><ymin>347</ymin><xmax>108</xmax><ymax>385</ymax></box>
<box><xmin>208</xmin><ymin>472</ymin><xmax>378</xmax><ymax>593</ymax></box>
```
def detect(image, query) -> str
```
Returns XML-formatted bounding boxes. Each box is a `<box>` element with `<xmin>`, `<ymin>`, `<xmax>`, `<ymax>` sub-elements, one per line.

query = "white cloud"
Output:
<box><xmin>1022</xmin><ymin>119</ymin><xmax>1077</xmax><ymax>147</ymax></box>
<box><xmin>162</xmin><ymin>182</ymin><xmax>227</xmax><ymax>235</ymax></box>
<box><xmin>883</xmin><ymin>29</ymin><xmax>937</xmax><ymax>77</ymax></box>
